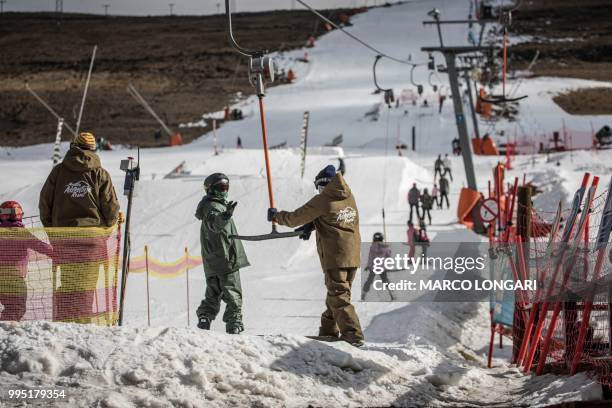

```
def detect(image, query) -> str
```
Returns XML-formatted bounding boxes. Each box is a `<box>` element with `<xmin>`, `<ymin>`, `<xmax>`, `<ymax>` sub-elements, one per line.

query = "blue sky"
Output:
<box><xmin>4</xmin><ymin>1</ymin><xmax>394</xmax><ymax>16</ymax></box>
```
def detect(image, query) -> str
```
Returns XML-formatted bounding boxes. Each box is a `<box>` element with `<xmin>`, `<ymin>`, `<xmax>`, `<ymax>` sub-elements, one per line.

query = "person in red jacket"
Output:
<box><xmin>416</xmin><ymin>220</ymin><xmax>431</xmax><ymax>259</ymax></box>
<box><xmin>0</xmin><ymin>201</ymin><xmax>53</xmax><ymax>321</ymax></box>
<box><xmin>406</xmin><ymin>220</ymin><xmax>416</xmax><ymax>259</ymax></box>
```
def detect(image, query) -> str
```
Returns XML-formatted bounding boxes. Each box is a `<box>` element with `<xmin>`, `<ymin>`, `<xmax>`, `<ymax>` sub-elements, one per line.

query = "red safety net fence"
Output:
<box><xmin>0</xmin><ymin>221</ymin><xmax>121</xmax><ymax>326</ymax></box>
<box><xmin>510</xmin><ymin>184</ymin><xmax>612</xmax><ymax>386</ymax></box>
<box><xmin>511</xmin><ymin>127</ymin><xmax>597</xmax><ymax>155</ymax></box>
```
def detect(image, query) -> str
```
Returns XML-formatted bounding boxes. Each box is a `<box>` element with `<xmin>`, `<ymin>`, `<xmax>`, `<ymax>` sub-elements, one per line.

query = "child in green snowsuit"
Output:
<box><xmin>195</xmin><ymin>173</ymin><xmax>250</xmax><ymax>334</ymax></box>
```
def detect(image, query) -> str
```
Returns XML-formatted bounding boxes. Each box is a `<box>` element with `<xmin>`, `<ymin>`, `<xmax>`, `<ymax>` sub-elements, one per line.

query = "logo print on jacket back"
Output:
<box><xmin>64</xmin><ymin>181</ymin><xmax>92</xmax><ymax>198</ymax></box>
<box><xmin>336</xmin><ymin>206</ymin><xmax>357</xmax><ymax>225</ymax></box>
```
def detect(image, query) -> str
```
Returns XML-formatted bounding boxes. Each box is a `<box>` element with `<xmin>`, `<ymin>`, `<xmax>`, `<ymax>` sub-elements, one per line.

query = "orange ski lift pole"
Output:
<box><xmin>225</xmin><ymin>0</ymin><xmax>300</xmax><ymax>241</ymax></box>
<box><xmin>373</xmin><ymin>55</ymin><xmax>395</xmax><ymax>108</ymax></box>
<box><xmin>480</xmin><ymin>11</ymin><xmax>527</xmax><ymax>105</ymax></box>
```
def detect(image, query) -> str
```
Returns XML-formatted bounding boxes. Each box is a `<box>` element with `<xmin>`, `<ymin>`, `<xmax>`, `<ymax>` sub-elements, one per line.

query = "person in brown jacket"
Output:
<box><xmin>269</xmin><ymin>165</ymin><xmax>364</xmax><ymax>346</ymax></box>
<box><xmin>39</xmin><ymin>132</ymin><xmax>120</xmax><ymax>323</ymax></box>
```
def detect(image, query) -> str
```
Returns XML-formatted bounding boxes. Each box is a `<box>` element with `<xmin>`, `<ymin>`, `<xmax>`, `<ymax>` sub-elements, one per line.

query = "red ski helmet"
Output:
<box><xmin>0</xmin><ymin>201</ymin><xmax>24</xmax><ymax>222</ymax></box>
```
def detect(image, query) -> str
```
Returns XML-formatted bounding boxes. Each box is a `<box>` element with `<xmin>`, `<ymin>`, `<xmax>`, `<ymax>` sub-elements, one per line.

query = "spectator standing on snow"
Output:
<box><xmin>416</xmin><ymin>219</ymin><xmax>430</xmax><ymax>259</ymax></box>
<box><xmin>0</xmin><ymin>201</ymin><xmax>53</xmax><ymax>321</ymax></box>
<box><xmin>406</xmin><ymin>220</ymin><xmax>416</xmax><ymax>259</ymax></box>
<box><xmin>452</xmin><ymin>138</ymin><xmax>461</xmax><ymax>156</ymax></box>
<box><xmin>420</xmin><ymin>188</ymin><xmax>434</xmax><ymax>225</ymax></box>
<box><xmin>443</xmin><ymin>154</ymin><xmax>453</xmax><ymax>181</ymax></box>
<box><xmin>362</xmin><ymin>232</ymin><xmax>394</xmax><ymax>301</ymax></box>
<box><xmin>432</xmin><ymin>183</ymin><xmax>441</xmax><ymax>209</ymax></box>
<box><xmin>270</xmin><ymin>165</ymin><xmax>364</xmax><ymax>347</ymax></box>
<box><xmin>434</xmin><ymin>154</ymin><xmax>444</xmax><ymax>180</ymax></box>
<box><xmin>236</xmin><ymin>136</ymin><xmax>243</xmax><ymax>149</ymax></box>
<box><xmin>407</xmin><ymin>183</ymin><xmax>421</xmax><ymax>223</ymax></box>
<box><xmin>195</xmin><ymin>173</ymin><xmax>250</xmax><ymax>334</ymax></box>
<box><xmin>39</xmin><ymin>132</ymin><xmax>120</xmax><ymax>323</ymax></box>
<box><xmin>439</xmin><ymin>174</ymin><xmax>450</xmax><ymax>209</ymax></box>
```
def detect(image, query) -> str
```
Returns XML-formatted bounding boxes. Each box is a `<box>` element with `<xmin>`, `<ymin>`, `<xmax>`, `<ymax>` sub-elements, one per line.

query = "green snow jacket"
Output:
<box><xmin>195</xmin><ymin>194</ymin><xmax>250</xmax><ymax>277</ymax></box>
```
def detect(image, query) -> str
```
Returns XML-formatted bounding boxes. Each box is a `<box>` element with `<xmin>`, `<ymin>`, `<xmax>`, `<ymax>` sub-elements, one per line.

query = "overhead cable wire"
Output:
<box><xmin>295</xmin><ymin>0</ymin><xmax>426</xmax><ymax>67</ymax></box>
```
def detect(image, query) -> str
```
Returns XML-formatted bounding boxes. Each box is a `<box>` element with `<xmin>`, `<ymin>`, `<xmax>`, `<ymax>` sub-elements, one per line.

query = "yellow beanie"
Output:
<box><xmin>75</xmin><ymin>132</ymin><xmax>97</xmax><ymax>151</ymax></box>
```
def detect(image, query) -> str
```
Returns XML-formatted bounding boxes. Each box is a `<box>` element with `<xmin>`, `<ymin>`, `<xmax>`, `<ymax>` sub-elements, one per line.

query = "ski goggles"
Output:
<box><xmin>314</xmin><ymin>177</ymin><xmax>331</xmax><ymax>190</ymax></box>
<box><xmin>0</xmin><ymin>207</ymin><xmax>23</xmax><ymax>218</ymax></box>
<box><xmin>211</xmin><ymin>179</ymin><xmax>229</xmax><ymax>192</ymax></box>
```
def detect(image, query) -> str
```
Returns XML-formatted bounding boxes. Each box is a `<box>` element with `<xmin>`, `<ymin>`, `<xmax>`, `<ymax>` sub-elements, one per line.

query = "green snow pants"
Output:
<box><xmin>196</xmin><ymin>270</ymin><xmax>243</xmax><ymax>330</ymax></box>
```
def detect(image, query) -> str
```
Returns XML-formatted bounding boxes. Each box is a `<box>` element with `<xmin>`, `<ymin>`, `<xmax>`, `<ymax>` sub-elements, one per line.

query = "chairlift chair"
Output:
<box><xmin>410</xmin><ymin>65</ymin><xmax>424</xmax><ymax>96</ymax></box>
<box><xmin>373</xmin><ymin>55</ymin><xmax>395</xmax><ymax>108</ymax></box>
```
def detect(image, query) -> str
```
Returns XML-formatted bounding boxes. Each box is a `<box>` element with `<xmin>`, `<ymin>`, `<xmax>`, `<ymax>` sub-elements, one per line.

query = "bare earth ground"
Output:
<box><xmin>0</xmin><ymin>9</ymin><xmax>361</xmax><ymax>147</ymax></box>
<box><xmin>1</xmin><ymin>1</ymin><xmax>611</xmax><ymax>147</ymax></box>
<box><xmin>553</xmin><ymin>87</ymin><xmax>612</xmax><ymax>115</ymax></box>
<box><xmin>510</xmin><ymin>0</ymin><xmax>612</xmax><ymax>114</ymax></box>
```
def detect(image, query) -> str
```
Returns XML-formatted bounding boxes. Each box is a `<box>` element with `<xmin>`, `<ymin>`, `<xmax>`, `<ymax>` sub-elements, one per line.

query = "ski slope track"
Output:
<box><xmin>1</xmin><ymin>1</ymin><xmax>612</xmax><ymax>406</ymax></box>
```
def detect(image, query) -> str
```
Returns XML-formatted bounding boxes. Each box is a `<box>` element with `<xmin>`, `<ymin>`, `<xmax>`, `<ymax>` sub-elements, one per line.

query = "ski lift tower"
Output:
<box><xmin>421</xmin><ymin>9</ymin><xmax>497</xmax><ymax>233</ymax></box>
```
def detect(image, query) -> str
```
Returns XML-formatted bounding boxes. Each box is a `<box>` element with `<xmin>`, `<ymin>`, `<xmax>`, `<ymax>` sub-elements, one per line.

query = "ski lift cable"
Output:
<box><xmin>295</xmin><ymin>0</ymin><xmax>426</xmax><ymax>67</ymax></box>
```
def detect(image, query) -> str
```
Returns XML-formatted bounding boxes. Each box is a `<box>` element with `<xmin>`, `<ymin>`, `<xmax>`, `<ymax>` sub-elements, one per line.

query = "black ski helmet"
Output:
<box><xmin>204</xmin><ymin>173</ymin><xmax>229</xmax><ymax>193</ymax></box>
<box><xmin>373</xmin><ymin>232</ymin><xmax>384</xmax><ymax>242</ymax></box>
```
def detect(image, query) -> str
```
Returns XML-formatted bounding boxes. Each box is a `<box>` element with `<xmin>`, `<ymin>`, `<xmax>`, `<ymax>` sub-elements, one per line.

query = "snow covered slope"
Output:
<box><xmin>1</xmin><ymin>0</ymin><xmax>612</xmax><ymax>406</ymax></box>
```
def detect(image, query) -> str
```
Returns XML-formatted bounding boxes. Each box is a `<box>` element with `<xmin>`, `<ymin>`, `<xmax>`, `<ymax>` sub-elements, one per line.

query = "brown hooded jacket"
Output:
<box><xmin>39</xmin><ymin>146</ymin><xmax>120</xmax><ymax>227</ymax></box>
<box><xmin>275</xmin><ymin>173</ymin><xmax>361</xmax><ymax>269</ymax></box>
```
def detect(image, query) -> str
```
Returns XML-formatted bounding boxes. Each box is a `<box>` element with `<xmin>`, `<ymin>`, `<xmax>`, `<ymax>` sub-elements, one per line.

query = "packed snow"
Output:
<box><xmin>1</xmin><ymin>1</ymin><xmax>612</xmax><ymax>406</ymax></box>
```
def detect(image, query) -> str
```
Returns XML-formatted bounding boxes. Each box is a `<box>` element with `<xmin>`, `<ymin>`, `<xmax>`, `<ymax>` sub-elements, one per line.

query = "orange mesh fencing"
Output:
<box><xmin>507</xmin><ymin>187</ymin><xmax>612</xmax><ymax>385</ymax></box>
<box><xmin>129</xmin><ymin>250</ymin><xmax>202</xmax><ymax>278</ymax></box>
<box><xmin>0</xmin><ymin>225</ymin><xmax>121</xmax><ymax>326</ymax></box>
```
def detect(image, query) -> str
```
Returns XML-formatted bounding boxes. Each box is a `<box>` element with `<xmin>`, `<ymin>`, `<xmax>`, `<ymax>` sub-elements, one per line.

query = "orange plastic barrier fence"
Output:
<box><xmin>482</xmin><ymin>137</ymin><xmax>500</xmax><ymax>155</ymax></box>
<box><xmin>170</xmin><ymin>132</ymin><xmax>183</xmax><ymax>146</ymax></box>
<box><xmin>473</xmin><ymin>138</ymin><xmax>500</xmax><ymax>156</ymax></box>
<box><xmin>0</xmin><ymin>225</ymin><xmax>121</xmax><ymax>326</ymax></box>
<box><xmin>129</xmin><ymin>251</ymin><xmax>202</xmax><ymax>279</ymax></box>
<box><xmin>457</xmin><ymin>187</ymin><xmax>482</xmax><ymax>229</ymax></box>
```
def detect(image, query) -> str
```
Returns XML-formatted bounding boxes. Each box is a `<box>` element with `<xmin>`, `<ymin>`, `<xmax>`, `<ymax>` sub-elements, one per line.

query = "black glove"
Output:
<box><xmin>223</xmin><ymin>201</ymin><xmax>238</xmax><ymax>220</ymax></box>
<box><xmin>267</xmin><ymin>208</ymin><xmax>278</xmax><ymax>222</ymax></box>
<box><xmin>295</xmin><ymin>222</ymin><xmax>314</xmax><ymax>240</ymax></box>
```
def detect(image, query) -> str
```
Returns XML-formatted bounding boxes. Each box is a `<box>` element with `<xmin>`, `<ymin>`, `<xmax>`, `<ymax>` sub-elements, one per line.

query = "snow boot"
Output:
<box><xmin>197</xmin><ymin>317</ymin><xmax>211</xmax><ymax>330</ymax></box>
<box><xmin>226</xmin><ymin>323</ymin><xmax>244</xmax><ymax>334</ymax></box>
<box><xmin>346</xmin><ymin>339</ymin><xmax>365</xmax><ymax>348</ymax></box>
